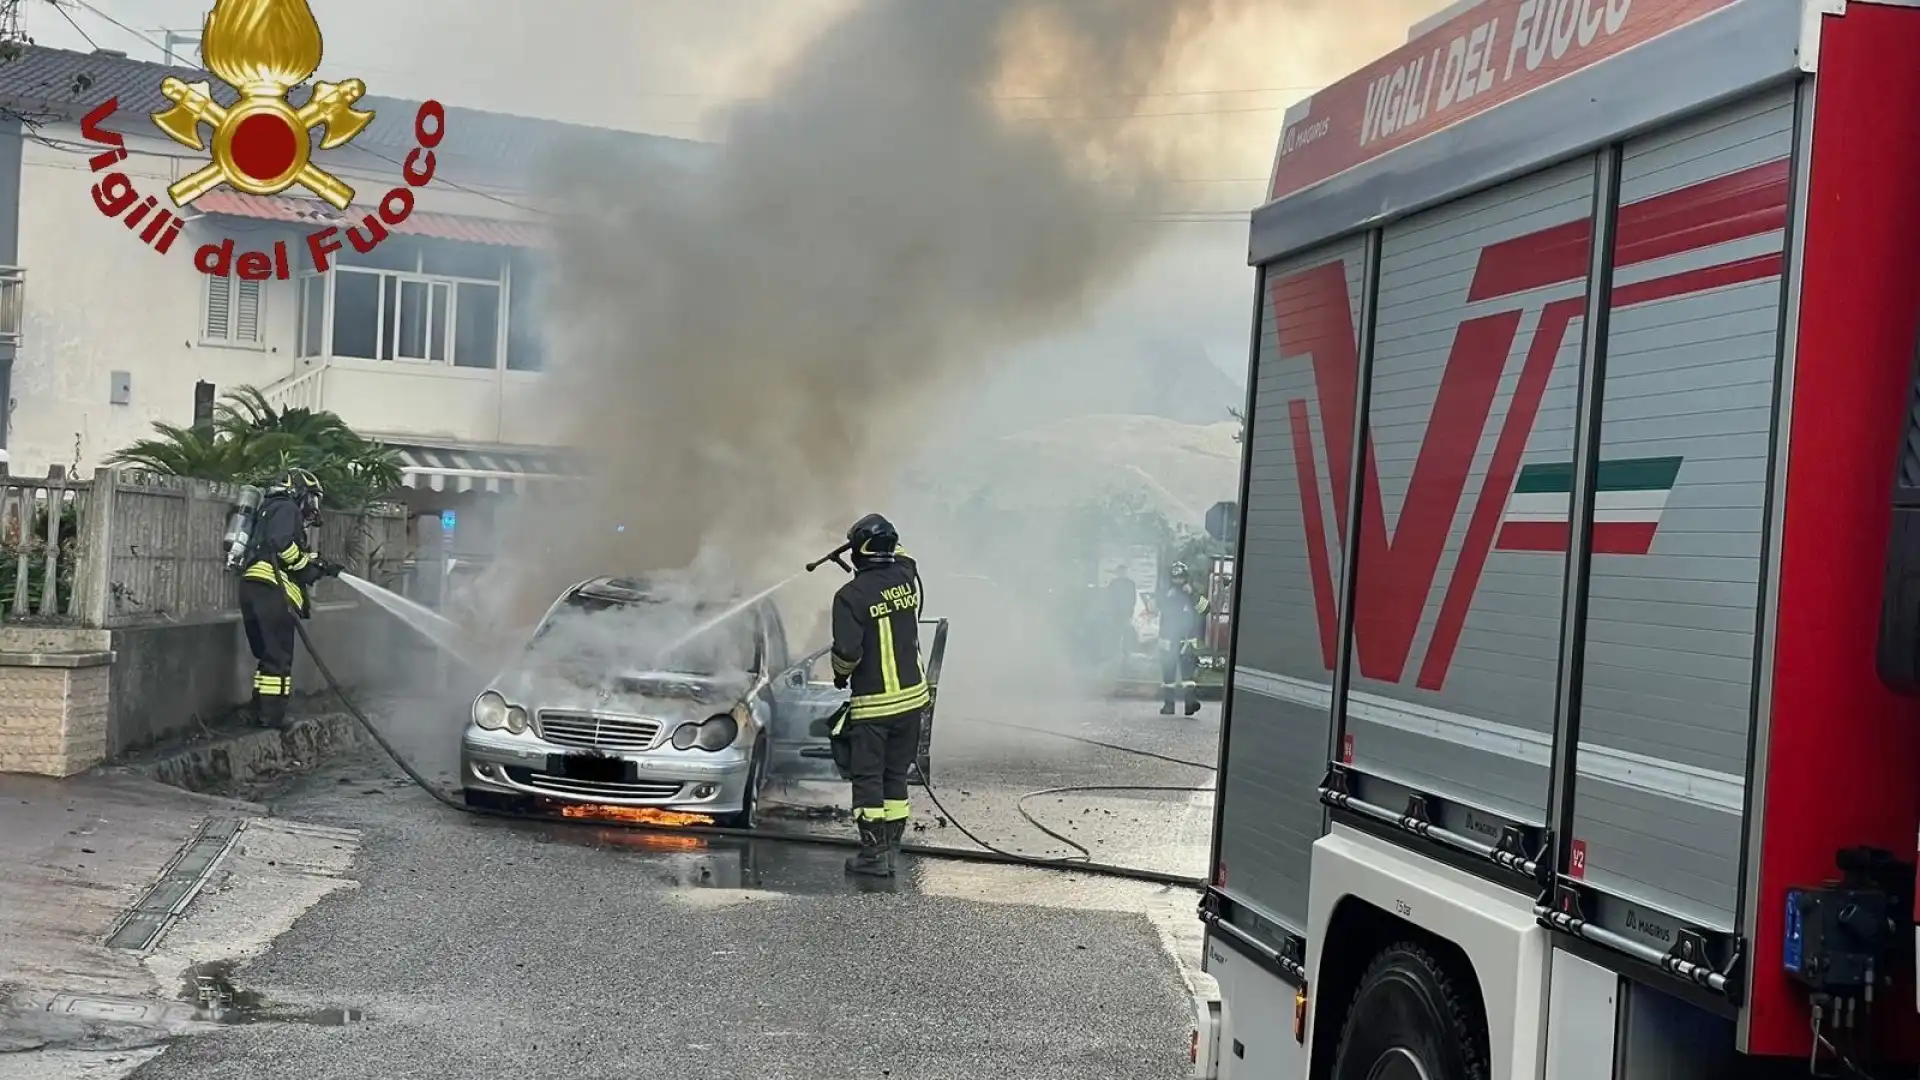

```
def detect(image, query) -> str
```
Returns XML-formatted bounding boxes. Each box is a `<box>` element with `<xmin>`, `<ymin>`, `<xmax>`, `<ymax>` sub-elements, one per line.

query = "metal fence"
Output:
<box><xmin>0</xmin><ymin>467</ymin><xmax>409</xmax><ymax>628</ymax></box>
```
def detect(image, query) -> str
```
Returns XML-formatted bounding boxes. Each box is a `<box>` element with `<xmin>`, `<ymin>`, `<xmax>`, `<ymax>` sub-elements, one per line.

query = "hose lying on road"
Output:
<box><xmin>289</xmin><ymin>617</ymin><xmax>1214</xmax><ymax>889</ymax></box>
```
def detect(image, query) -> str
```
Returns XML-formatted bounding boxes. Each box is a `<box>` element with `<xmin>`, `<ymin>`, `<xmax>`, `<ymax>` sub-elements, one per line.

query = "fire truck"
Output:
<box><xmin>1198</xmin><ymin>1</ymin><xmax>1920</xmax><ymax>1077</ymax></box>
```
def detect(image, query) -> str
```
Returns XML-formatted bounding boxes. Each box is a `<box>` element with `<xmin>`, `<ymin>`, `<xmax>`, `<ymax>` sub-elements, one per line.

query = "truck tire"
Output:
<box><xmin>1330</xmin><ymin>943</ymin><xmax>1488</xmax><ymax>1080</ymax></box>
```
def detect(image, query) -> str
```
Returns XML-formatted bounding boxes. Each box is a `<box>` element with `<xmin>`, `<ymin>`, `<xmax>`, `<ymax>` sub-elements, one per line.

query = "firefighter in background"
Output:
<box><xmin>1159</xmin><ymin>561</ymin><xmax>1209</xmax><ymax>716</ymax></box>
<box><xmin>238</xmin><ymin>469</ymin><xmax>342</xmax><ymax>729</ymax></box>
<box><xmin>828</xmin><ymin>513</ymin><xmax>930</xmax><ymax>877</ymax></box>
<box><xmin>1106</xmin><ymin>563</ymin><xmax>1139</xmax><ymax>667</ymax></box>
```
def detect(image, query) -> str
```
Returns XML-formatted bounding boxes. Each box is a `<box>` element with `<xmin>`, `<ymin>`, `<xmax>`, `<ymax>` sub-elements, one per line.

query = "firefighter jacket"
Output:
<box><xmin>1158</xmin><ymin>582</ymin><xmax>1210</xmax><ymax>644</ymax></box>
<box><xmin>830</xmin><ymin>553</ymin><xmax>931</xmax><ymax>722</ymax></box>
<box><xmin>241</xmin><ymin>494</ymin><xmax>324</xmax><ymax>617</ymax></box>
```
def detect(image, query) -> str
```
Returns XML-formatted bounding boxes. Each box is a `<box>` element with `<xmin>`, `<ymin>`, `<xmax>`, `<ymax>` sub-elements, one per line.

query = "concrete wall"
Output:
<box><xmin>105</xmin><ymin>598</ymin><xmax>432</xmax><ymax>758</ymax></box>
<box><xmin>0</xmin><ymin>597</ymin><xmax>440</xmax><ymax>775</ymax></box>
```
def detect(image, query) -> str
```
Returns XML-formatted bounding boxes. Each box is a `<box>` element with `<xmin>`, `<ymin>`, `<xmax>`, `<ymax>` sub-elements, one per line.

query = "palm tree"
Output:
<box><xmin>106</xmin><ymin>387</ymin><xmax>403</xmax><ymax>510</ymax></box>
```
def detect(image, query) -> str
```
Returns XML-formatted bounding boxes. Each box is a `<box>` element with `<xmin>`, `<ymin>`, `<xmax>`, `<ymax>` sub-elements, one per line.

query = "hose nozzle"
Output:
<box><xmin>807</xmin><ymin>542</ymin><xmax>853</xmax><ymax>573</ymax></box>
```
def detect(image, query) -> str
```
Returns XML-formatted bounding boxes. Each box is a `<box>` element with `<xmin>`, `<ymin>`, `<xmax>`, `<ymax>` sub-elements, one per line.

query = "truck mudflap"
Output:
<box><xmin>1189</xmin><ymin>992</ymin><xmax>1220</xmax><ymax>1079</ymax></box>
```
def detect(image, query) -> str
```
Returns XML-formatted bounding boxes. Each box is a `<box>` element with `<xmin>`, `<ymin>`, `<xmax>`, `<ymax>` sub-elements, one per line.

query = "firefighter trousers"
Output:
<box><xmin>1160</xmin><ymin>640</ymin><xmax>1199</xmax><ymax>709</ymax></box>
<box><xmin>847</xmin><ymin>708</ymin><xmax>922</xmax><ymax>824</ymax></box>
<box><xmin>239</xmin><ymin>579</ymin><xmax>297</xmax><ymax>726</ymax></box>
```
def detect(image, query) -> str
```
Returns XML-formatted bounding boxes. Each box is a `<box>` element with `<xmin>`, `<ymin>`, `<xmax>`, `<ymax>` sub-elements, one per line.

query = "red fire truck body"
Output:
<box><xmin>1199</xmin><ymin>1</ymin><xmax>1920</xmax><ymax>1076</ymax></box>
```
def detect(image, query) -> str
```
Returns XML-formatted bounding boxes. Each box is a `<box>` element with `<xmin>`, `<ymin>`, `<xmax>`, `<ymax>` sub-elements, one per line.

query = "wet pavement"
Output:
<box><xmin>102</xmin><ymin>695</ymin><xmax>1221</xmax><ymax>1080</ymax></box>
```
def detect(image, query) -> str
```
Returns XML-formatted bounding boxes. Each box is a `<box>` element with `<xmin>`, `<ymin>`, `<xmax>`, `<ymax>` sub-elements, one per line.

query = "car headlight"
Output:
<box><xmin>473</xmin><ymin>691</ymin><xmax>508</xmax><ymax>731</ymax></box>
<box><xmin>505</xmin><ymin>705</ymin><xmax>530</xmax><ymax>734</ymax></box>
<box><xmin>694</xmin><ymin>714</ymin><xmax>738</xmax><ymax>751</ymax></box>
<box><xmin>671</xmin><ymin>714</ymin><xmax>740</xmax><ymax>752</ymax></box>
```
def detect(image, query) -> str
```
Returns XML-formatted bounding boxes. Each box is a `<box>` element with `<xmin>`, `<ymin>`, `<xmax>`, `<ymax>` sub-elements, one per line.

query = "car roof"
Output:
<box><xmin>569</xmin><ymin>575</ymin><xmax>753</xmax><ymax>611</ymax></box>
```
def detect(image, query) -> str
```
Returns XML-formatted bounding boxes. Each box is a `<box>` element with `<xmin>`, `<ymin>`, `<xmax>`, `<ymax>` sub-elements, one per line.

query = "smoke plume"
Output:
<box><xmin>463</xmin><ymin>0</ymin><xmax>1440</xmax><ymax>658</ymax></box>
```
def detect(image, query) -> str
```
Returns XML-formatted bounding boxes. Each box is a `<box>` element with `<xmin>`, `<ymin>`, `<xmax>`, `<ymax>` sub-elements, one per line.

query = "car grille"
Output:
<box><xmin>504</xmin><ymin>767</ymin><xmax>684</xmax><ymax>801</ymax></box>
<box><xmin>535</xmin><ymin>711</ymin><xmax>663</xmax><ymax>751</ymax></box>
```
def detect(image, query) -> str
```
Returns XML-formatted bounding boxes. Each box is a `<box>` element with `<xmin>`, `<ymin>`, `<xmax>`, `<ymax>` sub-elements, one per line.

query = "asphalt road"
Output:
<box><xmin>126</xmin><ymin>694</ymin><xmax>1222</xmax><ymax>1080</ymax></box>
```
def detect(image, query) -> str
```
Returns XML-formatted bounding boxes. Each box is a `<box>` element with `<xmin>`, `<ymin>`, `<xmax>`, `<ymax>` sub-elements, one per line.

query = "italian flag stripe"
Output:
<box><xmin>1496</xmin><ymin>456</ymin><xmax>1682</xmax><ymax>555</ymax></box>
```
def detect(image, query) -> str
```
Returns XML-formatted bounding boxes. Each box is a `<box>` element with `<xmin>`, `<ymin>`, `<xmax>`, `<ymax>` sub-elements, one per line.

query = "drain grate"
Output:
<box><xmin>105</xmin><ymin>817</ymin><xmax>244</xmax><ymax>952</ymax></box>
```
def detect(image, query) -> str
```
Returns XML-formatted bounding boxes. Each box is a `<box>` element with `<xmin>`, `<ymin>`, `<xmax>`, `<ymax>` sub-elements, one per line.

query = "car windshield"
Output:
<box><xmin>525</xmin><ymin>588</ymin><xmax>757</xmax><ymax>681</ymax></box>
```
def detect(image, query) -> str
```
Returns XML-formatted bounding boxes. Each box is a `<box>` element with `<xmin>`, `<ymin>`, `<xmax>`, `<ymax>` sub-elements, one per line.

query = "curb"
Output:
<box><xmin>124</xmin><ymin>713</ymin><xmax>371</xmax><ymax>796</ymax></box>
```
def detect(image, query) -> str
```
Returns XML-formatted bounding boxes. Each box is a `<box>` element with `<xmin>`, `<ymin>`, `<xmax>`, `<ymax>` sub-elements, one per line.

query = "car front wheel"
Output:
<box><xmin>721</xmin><ymin>743</ymin><xmax>766</xmax><ymax>830</ymax></box>
<box><xmin>1330</xmin><ymin>943</ymin><xmax>1488</xmax><ymax>1080</ymax></box>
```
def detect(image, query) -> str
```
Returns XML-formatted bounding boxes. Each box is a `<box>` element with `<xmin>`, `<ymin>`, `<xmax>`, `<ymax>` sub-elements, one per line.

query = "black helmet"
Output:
<box><xmin>847</xmin><ymin>513</ymin><xmax>899</xmax><ymax>566</ymax></box>
<box><xmin>271</xmin><ymin>467</ymin><xmax>325</xmax><ymax>524</ymax></box>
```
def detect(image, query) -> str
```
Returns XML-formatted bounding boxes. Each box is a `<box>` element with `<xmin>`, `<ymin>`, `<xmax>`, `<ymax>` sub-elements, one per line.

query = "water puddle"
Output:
<box><xmin>484</xmin><ymin>817</ymin><xmax>934</xmax><ymax>896</ymax></box>
<box><xmin>182</xmin><ymin>961</ymin><xmax>368</xmax><ymax>1028</ymax></box>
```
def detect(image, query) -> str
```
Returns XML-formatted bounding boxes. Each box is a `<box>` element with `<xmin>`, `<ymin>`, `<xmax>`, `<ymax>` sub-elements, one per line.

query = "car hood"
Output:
<box><xmin>490</xmin><ymin>663</ymin><xmax>754</xmax><ymax>723</ymax></box>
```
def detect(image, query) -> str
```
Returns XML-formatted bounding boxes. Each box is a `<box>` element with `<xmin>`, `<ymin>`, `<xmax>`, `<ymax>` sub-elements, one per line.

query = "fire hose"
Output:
<box><xmin>285</xmin><ymin>614</ymin><xmax>1214</xmax><ymax>889</ymax></box>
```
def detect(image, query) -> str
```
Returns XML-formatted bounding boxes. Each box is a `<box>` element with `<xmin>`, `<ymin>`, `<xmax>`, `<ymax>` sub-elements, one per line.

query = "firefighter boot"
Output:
<box><xmin>259</xmin><ymin>695</ymin><xmax>292</xmax><ymax>731</ymax></box>
<box><xmin>1160</xmin><ymin>695</ymin><xmax>1176</xmax><ymax>716</ymax></box>
<box><xmin>884</xmin><ymin>818</ymin><xmax>907</xmax><ymax>863</ymax></box>
<box><xmin>1185</xmin><ymin>692</ymin><xmax>1202</xmax><ymax>717</ymax></box>
<box><xmin>845</xmin><ymin>820</ymin><xmax>893</xmax><ymax>877</ymax></box>
<box><xmin>247</xmin><ymin>690</ymin><xmax>266</xmax><ymax>728</ymax></box>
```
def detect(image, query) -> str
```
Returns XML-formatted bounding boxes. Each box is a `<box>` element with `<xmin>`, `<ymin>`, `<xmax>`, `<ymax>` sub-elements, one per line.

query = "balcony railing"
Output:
<box><xmin>0</xmin><ymin>266</ymin><xmax>24</xmax><ymax>347</ymax></box>
<box><xmin>260</xmin><ymin>362</ymin><xmax>329</xmax><ymax>413</ymax></box>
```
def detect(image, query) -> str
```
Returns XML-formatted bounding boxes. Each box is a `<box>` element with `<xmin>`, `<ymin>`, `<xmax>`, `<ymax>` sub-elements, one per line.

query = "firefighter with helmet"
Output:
<box><xmin>1159</xmin><ymin>561</ymin><xmax>1209</xmax><ymax>716</ymax></box>
<box><xmin>828</xmin><ymin>513</ymin><xmax>929</xmax><ymax>877</ymax></box>
<box><xmin>238</xmin><ymin>468</ymin><xmax>343</xmax><ymax>729</ymax></box>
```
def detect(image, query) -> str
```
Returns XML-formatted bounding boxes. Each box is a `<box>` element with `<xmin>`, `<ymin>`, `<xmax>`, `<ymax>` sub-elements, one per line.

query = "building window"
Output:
<box><xmin>298</xmin><ymin>274</ymin><xmax>327</xmax><ymax>357</ymax></box>
<box><xmin>316</xmin><ymin>238</ymin><xmax>521</xmax><ymax>369</ymax></box>
<box><xmin>505</xmin><ymin>251</ymin><xmax>544</xmax><ymax>372</ymax></box>
<box><xmin>203</xmin><ymin>273</ymin><xmax>263</xmax><ymax>347</ymax></box>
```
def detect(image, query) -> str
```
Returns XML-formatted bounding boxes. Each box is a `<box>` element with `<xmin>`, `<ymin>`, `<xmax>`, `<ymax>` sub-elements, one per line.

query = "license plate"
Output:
<box><xmin>553</xmin><ymin>753</ymin><xmax>630</xmax><ymax>784</ymax></box>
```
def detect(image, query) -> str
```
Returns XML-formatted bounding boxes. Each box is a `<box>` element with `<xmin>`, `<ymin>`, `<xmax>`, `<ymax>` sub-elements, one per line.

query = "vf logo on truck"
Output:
<box><xmin>1277</xmin><ymin>158</ymin><xmax>1789</xmax><ymax>691</ymax></box>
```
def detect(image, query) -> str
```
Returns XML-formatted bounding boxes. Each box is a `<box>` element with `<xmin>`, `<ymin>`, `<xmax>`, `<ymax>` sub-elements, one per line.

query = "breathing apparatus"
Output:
<box><xmin>220</xmin><ymin>468</ymin><xmax>326</xmax><ymax>575</ymax></box>
<box><xmin>221</xmin><ymin>485</ymin><xmax>265</xmax><ymax>574</ymax></box>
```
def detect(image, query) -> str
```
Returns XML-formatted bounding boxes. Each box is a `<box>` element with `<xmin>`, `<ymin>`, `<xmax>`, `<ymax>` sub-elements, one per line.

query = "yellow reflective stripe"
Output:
<box><xmin>853</xmin><ymin>806</ymin><xmax>887</xmax><ymax>821</ymax></box>
<box><xmin>849</xmin><ymin>683</ymin><xmax>929</xmax><ymax>720</ymax></box>
<box><xmin>850</xmin><ymin>681</ymin><xmax>926</xmax><ymax>710</ymax></box>
<box><xmin>242</xmin><ymin>563</ymin><xmax>302</xmax><ymax>607</ymax></box>
<box><xmin>830</xmin><ymin>708</ymin><xmax>848</xmax><ymax>737</ymax></box>
<box><xmin>878</xmin><ymin>616</ymin><xmax>900</xmax><ymax>694</ymax></box>
<box><xmin>253</xmin><ymin>673</ymin><xmax>291</xmax><ymax>696</ymax></box>
<box><xmin>1195</xmin><ymin>596</ymin><xmax>1210</xmax><ymax>614</ymax></box>
<box><xmin>278</xmin><ymin>543</ymin><xmax>312</xmax><ymax>570</ymax></box>
<box><xmin>882</xmin><ymin>799</ymin><xmax>910</xmax><ymax>821</ymax></box>
<box><xmin>831</xmin><ymin>652</ymin><xmax>859</xmax><ymax>676</ymax></box>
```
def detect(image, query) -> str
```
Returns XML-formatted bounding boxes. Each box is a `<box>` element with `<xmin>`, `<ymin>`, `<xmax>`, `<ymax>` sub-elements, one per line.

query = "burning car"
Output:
<box><xmin>459</xmin><ymin>574</ymin><xmax>947</xmax><ymax>826</ymax></box>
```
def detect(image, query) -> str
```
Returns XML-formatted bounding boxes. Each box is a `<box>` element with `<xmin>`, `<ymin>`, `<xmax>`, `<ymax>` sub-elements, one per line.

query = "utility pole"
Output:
<box><xmin>161</xmin><ymin>28</ymin><xmax>198</xmax><ymax>65</ymax></box>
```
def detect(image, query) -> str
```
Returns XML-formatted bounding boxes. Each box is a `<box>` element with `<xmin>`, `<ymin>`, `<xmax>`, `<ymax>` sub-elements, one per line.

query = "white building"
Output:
<box><xmin>0</xmin><ymin>45</ymin><xmax>699</xmax><ymax>553</ymax></box>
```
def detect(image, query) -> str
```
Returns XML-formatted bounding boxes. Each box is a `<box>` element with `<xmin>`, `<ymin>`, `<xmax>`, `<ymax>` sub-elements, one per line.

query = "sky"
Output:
<box><xmin>21</xmin><ymin>0</ymin><xmax>1441</xmax><ymax>384</ymax></box>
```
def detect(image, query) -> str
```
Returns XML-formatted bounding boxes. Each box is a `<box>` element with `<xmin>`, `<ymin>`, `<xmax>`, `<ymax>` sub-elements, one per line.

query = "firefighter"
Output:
<box><xmin>1159</xmin><ymin>561</ymin><xmax>1209</xmax><ymax>716</ymax></box>
<box><xmin>238</xmin><ymin>469</ymin><xmax>342</xmax><ymax>729</ymax></box>
<box><xmin>828</xmin><ymin>513</ymin><xmax>929</xmax><ymax>877</ymax></box>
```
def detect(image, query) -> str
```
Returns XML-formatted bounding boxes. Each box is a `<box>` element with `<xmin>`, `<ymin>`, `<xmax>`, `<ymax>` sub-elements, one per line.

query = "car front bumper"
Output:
<box><xmin>460</xmin><ymin>727</ymin><xmax>754</xmax><ymax>814</ymax></box>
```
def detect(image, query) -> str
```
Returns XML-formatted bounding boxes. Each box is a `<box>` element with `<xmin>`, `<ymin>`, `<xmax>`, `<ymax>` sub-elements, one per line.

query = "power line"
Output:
<box><xmin>49</xmin><ymin>1</ymin><xmax>98</xmax><ymax>51</ymax></box>
<box><xmin>64</xmin><ymin>0</ymin><xmax>166</xmax><ymax>56</ymax></box>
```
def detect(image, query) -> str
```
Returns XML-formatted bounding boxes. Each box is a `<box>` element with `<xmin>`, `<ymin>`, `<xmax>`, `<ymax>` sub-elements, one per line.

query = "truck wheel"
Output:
<box><xmin>1330</xmin><ymin>943</ymin><xmax>1487</xmax><ymax>1080</ymax></box>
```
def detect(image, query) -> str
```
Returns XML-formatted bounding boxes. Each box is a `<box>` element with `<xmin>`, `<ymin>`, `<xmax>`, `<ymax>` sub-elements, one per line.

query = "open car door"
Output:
<box><xmin>765</xmin><ymin>617</ymin><xmax>949</xmax><ymax>785</ymax></box>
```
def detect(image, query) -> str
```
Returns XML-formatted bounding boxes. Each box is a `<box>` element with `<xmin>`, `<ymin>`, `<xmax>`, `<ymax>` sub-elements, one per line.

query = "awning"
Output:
<box><xmin>193</xmin><ymin>191</ymin><xmax>547</xmax><ymax>249</ymax></box>
<box><xmin>394</xmin><ymin>445</ymin><xmax>575</xmax><ymax>494</ymax></box>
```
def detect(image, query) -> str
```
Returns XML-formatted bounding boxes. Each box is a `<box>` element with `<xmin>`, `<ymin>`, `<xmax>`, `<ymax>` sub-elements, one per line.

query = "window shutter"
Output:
<box><xmin>204</xmin><ymin>275</ymin><xmax>232</xmax><ymax>340</ymax></box>
<box><xmin>234</xmin><ymin>279</ymin><xmax>262</xmax><ymax>343</ymax></box>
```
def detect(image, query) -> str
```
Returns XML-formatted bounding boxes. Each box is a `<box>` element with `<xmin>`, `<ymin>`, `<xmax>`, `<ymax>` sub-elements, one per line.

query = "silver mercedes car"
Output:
<box><xmin>459</xmin><ymin>574</ymin><xmax>947</xmax><ymax>826</ymax></box>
